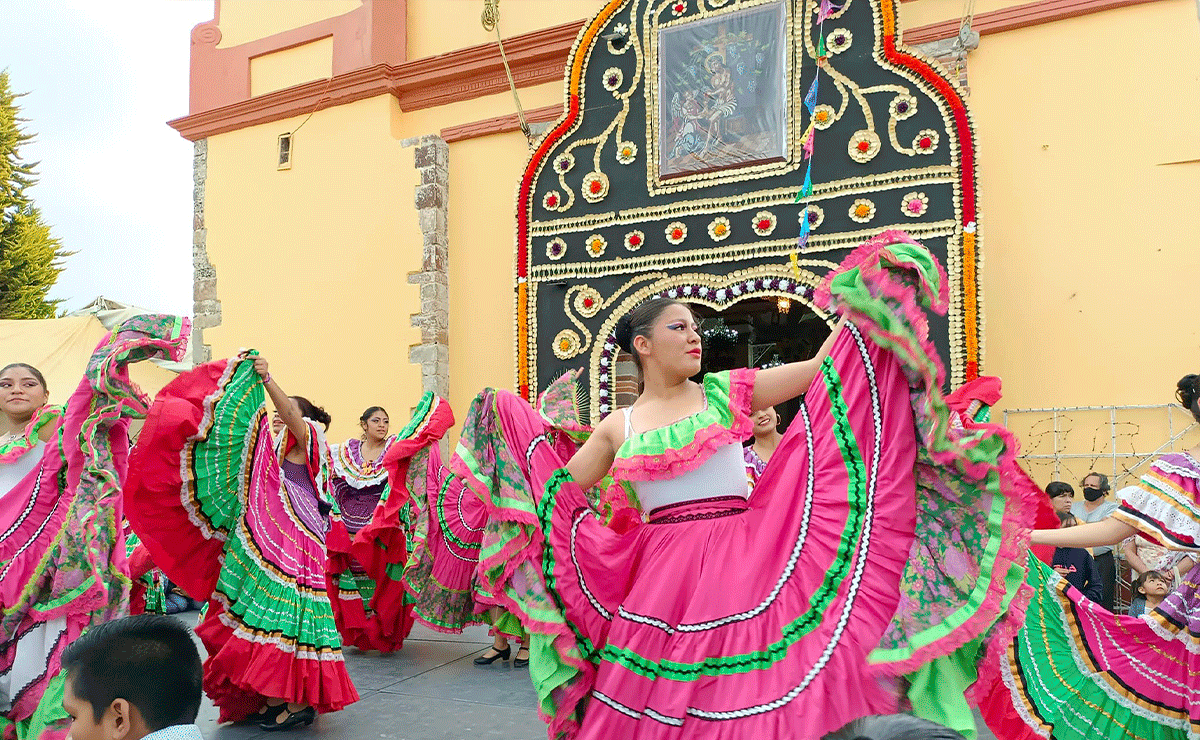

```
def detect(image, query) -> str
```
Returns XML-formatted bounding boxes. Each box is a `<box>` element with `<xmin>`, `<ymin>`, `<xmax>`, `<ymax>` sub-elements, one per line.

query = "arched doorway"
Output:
<box><xmin>694</xmin><ymin>297</ymin><xmax>830</xmax><ymax>429</ymax></box>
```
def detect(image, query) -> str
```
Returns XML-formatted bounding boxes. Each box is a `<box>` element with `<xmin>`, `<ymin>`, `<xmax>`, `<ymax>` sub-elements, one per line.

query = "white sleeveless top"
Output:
<box><xmin>622</xmin><ymin>407</ymin><xmax>749</xmax><ymax>512</ymax></box>
<box><xmin>0</xmin><ymin>440</ymin><xmax>45</xmax><ymax>500</ymax></box>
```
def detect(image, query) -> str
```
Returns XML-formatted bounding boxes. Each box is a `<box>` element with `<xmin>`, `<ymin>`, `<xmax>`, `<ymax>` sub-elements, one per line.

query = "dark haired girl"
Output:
<box><xmin>325</xmin><ymin>400</ymin><xmax>454</xmax><ymax>653</ymax></box>
<box><xmin>979</xmin><ymin>373</ymin><xmax>1200</xmax><ymax>740</ymax></box>
<box><xmin>0</xmin><ymin>363</ymin><xmax>57</xmax><ymax>469</ymax></box>
<box><xmin>125</xmin><ymin>352</ymin><xmax>358</xmax><ymax>732</ymax></box>
<box><xmin>440</xmin><ymin>234</ymin><xmax>1036</xmax><ymax>739</ymax></box>
<box><xmin>0</xmin><ymin>317</ymin><xmax>188</xmax><ymax>740</ymax></box>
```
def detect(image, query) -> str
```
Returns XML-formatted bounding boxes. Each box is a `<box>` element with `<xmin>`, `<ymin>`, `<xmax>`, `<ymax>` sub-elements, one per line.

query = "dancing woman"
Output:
<box><xmin>125</xmin><ymin>352</ymin><xmax>358</xmax><ymax>732</ymax></box>
<box><xmin>451</xmin><ymin>235</ymin><xmax>1035</xmax><ymax>739</ymax></box>
<box><xmin>977</xmin><ymin>373</ymin><xmax>1200</xmax><ymax>740</ymax></box>
<box><xmin>327</xmin><ymin>399</ymin><xmax>454</xmax><ymax>652</ymax></box>
<box><xmin>0</xmin><ymin>364</ymin><xmax>59</xmax><ymax>469</ymax></box>
<box><xmin>0</xmin><ymin>316</ymin><xmax>189</xmax><ymax>740</ymax></box>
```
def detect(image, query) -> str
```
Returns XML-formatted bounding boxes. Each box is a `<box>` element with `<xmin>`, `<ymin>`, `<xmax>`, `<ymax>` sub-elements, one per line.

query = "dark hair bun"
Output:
<box><xmin>1179</xmin><ymin>374</ymin><xmax>1200</xmax><ymax>408</ymax></box>
<box><xmin>614</xmin><ymin>315</ymin><xmax>634</xmax><ymax>355</ymax></box>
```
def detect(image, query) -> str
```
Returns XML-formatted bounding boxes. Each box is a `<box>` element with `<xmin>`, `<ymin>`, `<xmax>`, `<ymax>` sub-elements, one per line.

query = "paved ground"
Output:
<box><xmin>188</xmin><ymin>617</ymin><xmax>997</xmax><ymax>739</ymax></box>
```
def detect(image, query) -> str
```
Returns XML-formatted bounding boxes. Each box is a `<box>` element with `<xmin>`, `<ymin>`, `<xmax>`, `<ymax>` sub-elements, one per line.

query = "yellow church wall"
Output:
<box><xmin>249</xmin><ymin>37</ymin><xmax>334</xmax><ymax>97</ymax></box>
<box><xmin>405</xmin><ymin>0</ymin><xmax>596</xmax><ymax>59</ymax></box>
<box><xmin>387</xmin><ymin>83</ymin><xmax>566</xmax><ymax>435</ymax></box>
<box><xmin>190</xmin><ymin>0</ymin><xmax>1199</xmax><ymax>466</ymax></box>
<box><xmin>968</xmin><ymin>0</ymin><xmax>1200</xmax><ymax>414</ymax></box>
<box><xmin>216</xmin><ymin>0</ymin><xmax>363</xmax><ymax>48</ymax></box>
<box><xmin>201</xmin><ymin>94</ymin><xmax>425</xmax><ymax>443</ymax></box>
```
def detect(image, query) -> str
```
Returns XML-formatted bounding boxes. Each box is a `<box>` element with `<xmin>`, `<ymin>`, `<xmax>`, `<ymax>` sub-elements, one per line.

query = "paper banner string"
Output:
<box><xmin>793</xmin><ymin>0</ymin><xmax>832</xmax><ymax>256</ymax></box>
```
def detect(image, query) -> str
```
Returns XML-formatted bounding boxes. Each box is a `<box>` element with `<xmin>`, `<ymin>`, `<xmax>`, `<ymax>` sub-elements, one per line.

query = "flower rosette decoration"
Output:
<box><xmin>800</xmin><ymin>204</ymin><xmax>825</xmax><ymax>230</ymax></box>
<box><xmin>901</xmin><ymin>192</ymin><xmax>929</xmax><ymax>218</ymax></box>
<box><xmin>581</xmin><ymin>171</ymin><xmax>610</xmax><ymax>203</ymax></box>
<box><xmin>827</xmin><ymin>29</ymin><xmax>853</xmax><ymax>55</ymax></box>
<box><xmin>542</xmin><ymin>190</ymin><xmax>562</xmax><ymax>211</ymax></box>
<box><xmin>665</xmin><ymin>221</ymin><xmax>687</xmax><ymax>245</ymax></box>
<box><xmin>624</xmin><ymin>230</ymin><xmax>645</xmax><ymax>251</ymax></box>
<box><xmin>546</xmin><ymin>237</ymin><xmax>567</xmax><ymax>261</ymax></box>
<box><xmin>574</xmin><ymin>287</ymin><xmax>602</xmax><ymax>318</ymax></box>
<box><xmin>670</xmin><ymin>0</ymin><xmax>687</xmax><ymax>16</ymax></box>
<box><xmin>812</xmin><ymin>104</ymin><xmax>836</xmax><ymax>130</ymax></box>
<box><xmin>889</xmin><ymin>94</ymin><xmax>918</xmax><ymax>121</ymax></box>
<box><xmin>553</xmin><ymin>330</ymin><xmax>582</xmax><ymax>360</ymax></box>
<box><xmin>707</xmin><ymin>217</ymin><xmax>732</xmax><ymax>242</ymax></box>
<box><xmin>849</xmin><ymin>198</ymin><xmax>877</xmax><ymax>223</ymax></box>
<box><xmin>913</xmin><ymin>129</ymin><xmax>940</xmax><ymax>154</ymax></box>
<box><xmin>848</xmin><ymin>130</ymin><xmax>882</xmax><ymax>163</ymax></box>
<box><xmin>602</xmin><ymin>67</ymin><xmax>623</xmax><ymax>93</ymax></box>
<box><xmin>553</xmin><ymin>152</ymin><xmax>575</xmax><ymax>174</ymax></box>
<box><xmin>616</xmin><ymin>141</ymin><xmax>638</xmax><ymax>165</ymax></box>
<box><xmin>752</xmin><ymin>211</ymin><xmax>777</xmax><ymax>237</ymax></box>
<box><xmin>585</xmin><ymin>234</ymin><xmax>608</xmax><ymax>258</ymax></box>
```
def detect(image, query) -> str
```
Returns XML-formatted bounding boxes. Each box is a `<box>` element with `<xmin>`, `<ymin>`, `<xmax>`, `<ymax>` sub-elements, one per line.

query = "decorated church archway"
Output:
<box><xmin>515</xmin><ymin>0</ymin><xmax>981</xmax><ymax>415</ymax></box>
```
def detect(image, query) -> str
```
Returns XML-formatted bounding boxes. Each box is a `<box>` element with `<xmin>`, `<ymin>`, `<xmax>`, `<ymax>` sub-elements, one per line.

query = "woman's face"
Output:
<box><xmin>640</xmin><ymin>304</ymin><xmax>702</xmax><ymax>377</ymax></box>
<box><xmin>0</xmin><ymin>367</ymin><xmax>48</xmax><ymax>419</ymax></box>
<box><xmin>751</xmin><ymin>407</ymin><xmax>779</xmax><ymax>436</ymax></box>
<box><xmin>362</xmin><ymin>411</ymin><xmax>389</xmax><ymax>442</ymax></box>
<box><xmin>1141</xmin><ymin>574</ymin><xmax>1170</xmax><ymax>597</ymax></box>
<box><xmin>1051</xmin><ymin>491</ymin><xmax>1074</xmax><ymax>514</ymax></box>
<box><xmin>271</xmin><ymin>398</ymin><xmax>300</xmax><ymax>435</ymax></box>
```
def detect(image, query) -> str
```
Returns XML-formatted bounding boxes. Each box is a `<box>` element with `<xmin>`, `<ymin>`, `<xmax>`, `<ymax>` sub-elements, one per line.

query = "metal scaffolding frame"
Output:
<box><xmin>1002</xmin><ymin>403</ymin><xmax>1197</xmax><ymax>488</ymax></box>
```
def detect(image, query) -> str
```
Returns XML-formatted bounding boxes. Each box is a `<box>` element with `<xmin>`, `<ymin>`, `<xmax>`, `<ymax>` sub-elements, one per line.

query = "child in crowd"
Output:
<box><xmin>1050</xmin><ymin>512</ymin><xmax>1105</xmax><ymax>603</ymax></box>
<box><xmin>1128</xmin><ymin>569</ymin><xmax>1171</xmax><ymax>617</ymax></box>
<box><xmin>61</xmin><ymin>614</ymin><xmax>203</xmax><ymax>740</ymax></box>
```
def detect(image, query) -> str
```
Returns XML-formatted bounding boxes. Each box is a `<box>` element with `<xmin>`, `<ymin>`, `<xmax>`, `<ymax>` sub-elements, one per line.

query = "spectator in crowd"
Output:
<box><xmin>1071</xmin><ymin>471</ymin><xmax>1119</xmax><ymax>609</ymax></box>
<box><xmin>61</xmin><ymin>614</ymin><xmax>203</xmax><ymax>740</ymax></box>
<box><xmin>1050</xmin><ymin>513</ymin><xmax>1105</xmax><ymax>603</ymax></box>
<box><xmin>1046</xmin><ymin>481</ymin><xmax>1075</xmax><ymax>516</ymax></box>
<box><xmin>1128</xmin><ymin>569</ymin><xmax>1171</xmax><ymax>617</ymax></box>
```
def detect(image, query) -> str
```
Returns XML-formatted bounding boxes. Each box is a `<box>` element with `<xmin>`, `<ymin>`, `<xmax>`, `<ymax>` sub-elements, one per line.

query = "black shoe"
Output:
<box><xmin>474</xmin><ymin>646</ymin><xmax>511</xmax><ymax>665</ymax></box>
<box><xmin>513</xmin><ymin>649</ymin><xmax>530</xmax><ymax>668</ymax></box>
<box><xmin>242</xmin><ymin>703</ymin><xmax>285</xmax><ymax>724</ymax></box>
<box><xmin>260</xmin><ymin>706</ymin><xmax>315</xmax><ymax>731</ymax></box>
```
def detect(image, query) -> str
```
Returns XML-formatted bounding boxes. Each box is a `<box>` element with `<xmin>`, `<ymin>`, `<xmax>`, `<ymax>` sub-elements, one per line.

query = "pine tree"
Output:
<box><xmin>0</xmin><ymin>70</ymin><xmax>71</xmax><ymax>319</ymax></box>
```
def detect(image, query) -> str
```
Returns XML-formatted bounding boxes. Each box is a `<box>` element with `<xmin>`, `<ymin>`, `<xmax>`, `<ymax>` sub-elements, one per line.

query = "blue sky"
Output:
<box><xmin>1</xmin><ymin>1</ymin><xmax>213</xmax><ymax>316</ymax></box>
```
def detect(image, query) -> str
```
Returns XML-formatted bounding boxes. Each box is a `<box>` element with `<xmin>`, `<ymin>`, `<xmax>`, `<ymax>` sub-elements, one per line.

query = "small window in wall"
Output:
<box><xmin>277</xmin><ymin>133</ymin><xmax>293</xmax><ymax>170</ymax></box>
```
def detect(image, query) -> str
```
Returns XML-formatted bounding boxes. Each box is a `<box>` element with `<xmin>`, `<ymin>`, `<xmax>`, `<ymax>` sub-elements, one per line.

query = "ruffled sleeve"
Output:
<box><xmin>0</xmin><ymin>404</ymin><xmax>64</xmax><ymax>464</ymax></box>
<box><xmin>610</xmin><ymin>368</ymin><xmax>756</xmax><ymax>482</ymax></box>
<box><xmin>1110</xmin><ymin>453</ymin><xmax>1200</xmax><ymax>550</ymax></box>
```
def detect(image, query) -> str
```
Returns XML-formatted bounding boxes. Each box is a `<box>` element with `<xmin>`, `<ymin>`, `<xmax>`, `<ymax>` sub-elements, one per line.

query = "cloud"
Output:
<box><xmin>1</xmin><ymin>0</ymin><xmax>213</xmax><ymax>316</ymax></box>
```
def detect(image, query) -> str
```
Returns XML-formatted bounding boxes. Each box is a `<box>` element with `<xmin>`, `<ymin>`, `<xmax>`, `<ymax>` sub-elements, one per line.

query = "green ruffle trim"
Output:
<box><xmin>0</xmin><ymin>670</ymin><xmax>69</xmax><ymax>740</ymax></box>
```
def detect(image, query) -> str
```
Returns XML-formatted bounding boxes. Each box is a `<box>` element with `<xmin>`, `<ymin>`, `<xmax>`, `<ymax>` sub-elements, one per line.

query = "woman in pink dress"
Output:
<box><xmin>444</xmin><ymin>234</ymin><xmax>1035</xmax><ymax>739</ymax></box>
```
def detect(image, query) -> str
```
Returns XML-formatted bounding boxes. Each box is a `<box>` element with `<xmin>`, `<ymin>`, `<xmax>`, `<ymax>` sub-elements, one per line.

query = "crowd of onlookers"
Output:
<box><xmin>1047</xmin><ymin>471</ymin><xmax>1193</xmax><ymax>616</ymax></box>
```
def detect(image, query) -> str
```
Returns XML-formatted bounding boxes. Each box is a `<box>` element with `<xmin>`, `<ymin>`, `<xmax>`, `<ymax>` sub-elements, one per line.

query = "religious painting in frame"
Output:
<box><xmin>656</xmin><ymin>0</ymin><xmax>790</xmax><ymax>182</ymax></box>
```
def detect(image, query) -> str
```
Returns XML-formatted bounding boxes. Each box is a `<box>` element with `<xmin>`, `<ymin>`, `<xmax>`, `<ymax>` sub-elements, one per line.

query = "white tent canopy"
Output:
<box><xmin>0</xmin><ymin>297</ymin><xmax>190</xmax><ymax>406</ymax></box>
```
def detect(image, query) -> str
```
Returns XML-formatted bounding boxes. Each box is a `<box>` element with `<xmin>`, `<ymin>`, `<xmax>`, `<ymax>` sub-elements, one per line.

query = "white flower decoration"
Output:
<box><xmin>849</xmin><ymin>199</ymin><xmax>877</xmax><ymax>223</ymax></box>
<box><xmin>707</xmin><ymin>217</ymin><xmax>732</xmax><ymax>242</ymax></box>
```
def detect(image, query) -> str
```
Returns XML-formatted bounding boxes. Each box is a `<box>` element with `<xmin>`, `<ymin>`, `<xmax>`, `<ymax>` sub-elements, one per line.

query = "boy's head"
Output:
<box><xmin>61</xmin><ymin>614</ymin><xmax>202</xmax><ymax>740</ymax></box>
<box><xmin>1057</xmin><ymin>511</ymin><xmax>1079</xmax><ymax>528</ymax></box>
<box><xmin>1046</xmin><ymin>481</ymin><xmax>1075</xmax><ymax>515</ymax></box>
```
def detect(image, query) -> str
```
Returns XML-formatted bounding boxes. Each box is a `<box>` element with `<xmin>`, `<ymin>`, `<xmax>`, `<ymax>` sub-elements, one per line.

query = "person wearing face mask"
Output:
<box><xmin>325</xmin><ymin>400</ymin><xmax>454</xmax><ymax>653</ymax></box>
<box><xmin>1070</xmin><ymin>471</ymin><xmax>1119</xmax><ymax>610</ymax></box>
<box><xmin>974</xmin><ymin>373</ymin><xmax>1200</xmax><ymax>740</ymax></box>
<box><xmin>125</xmin><ymin>351</ymin><xmax>359</xmax><ymax>732</ymax></box>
